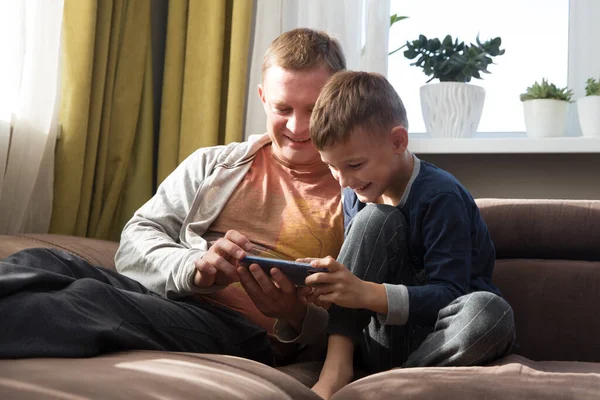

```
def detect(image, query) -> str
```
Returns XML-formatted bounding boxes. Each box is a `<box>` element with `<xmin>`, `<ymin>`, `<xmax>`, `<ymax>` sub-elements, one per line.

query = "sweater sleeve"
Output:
<box><xmin>272</xmin><ymin>304</ymin><xmax>328</xmax><ymax>345</ymax></box>
<box><xmin>406</xmin><ymin>193</ymin><xmax>472</xmax><ymax>326</ymax></box>
<box><xmin>115</xmin><ymin>150</ymin><xmax>220</xmax><ymax>298</ymax></box>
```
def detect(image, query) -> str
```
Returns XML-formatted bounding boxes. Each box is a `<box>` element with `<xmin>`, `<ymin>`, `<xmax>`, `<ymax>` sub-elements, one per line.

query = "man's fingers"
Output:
<box><xmin>296</xmin><ymin>286</ymin><xmax>312</xmax><ymax>298</ymax></box>
<box><xmin>200</xmin><ymin>252</ymin><xmax>239</xmax><ymax>283</ymax></box>
<box><xmin>193</xmin><ymin>262</ymin><xmax>216</xmax><ymax>288</ymax></box>
<box><xmin>249</xmin><ymin>264</ymin><xmax>280</xmax><ymax>295</ymax></box>
<box><xmin>223</xmin><ymin>230</ymin><xmax>253</xmax><ymax>252</ymax></box>
<box><xmin>269</xmin><ymin>268</ymin><xmax>296</xmax><ymax>294</ymax></box>
<box><xmin>213</xmin><ymin>237</ymin><xmax>246</xmax><ymax>261</ymax></box>
<box><xmin>238</xmin><ymin>266</ymin><xmax>264</xmax><ymax>297</ymax></box>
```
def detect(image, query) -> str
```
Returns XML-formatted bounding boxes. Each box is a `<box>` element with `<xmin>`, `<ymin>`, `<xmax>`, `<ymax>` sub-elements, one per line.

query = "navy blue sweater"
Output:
<box><xmin>343</xmin><ymin>157</ymin><xmax>501</xmax><ymax>326</ymax></box>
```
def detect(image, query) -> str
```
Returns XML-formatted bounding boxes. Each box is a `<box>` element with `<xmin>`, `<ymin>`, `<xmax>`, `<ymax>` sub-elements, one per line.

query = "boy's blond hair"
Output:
<box><xmin>262</xmin><ymin>28</ymin><xmax>346</xmax><ymax>81</ymax></box>
<box><xmin>311</xmin><ymin>71</ymin><xmax>409</xmax><ymax>150</ymax></box>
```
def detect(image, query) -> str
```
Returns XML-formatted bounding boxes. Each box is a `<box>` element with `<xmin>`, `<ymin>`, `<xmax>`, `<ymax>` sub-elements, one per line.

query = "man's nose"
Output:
<box><xmin>286</xmin><ymin>113</ymin><xmax>309</xmax><ymax>135</ymax></box>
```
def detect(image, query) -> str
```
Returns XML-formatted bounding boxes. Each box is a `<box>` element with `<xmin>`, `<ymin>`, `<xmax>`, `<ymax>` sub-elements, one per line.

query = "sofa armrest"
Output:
<box><xmin>0</xmin><ymin>234</ymin><xmax>119</xmax><ymax>271</ymax></box>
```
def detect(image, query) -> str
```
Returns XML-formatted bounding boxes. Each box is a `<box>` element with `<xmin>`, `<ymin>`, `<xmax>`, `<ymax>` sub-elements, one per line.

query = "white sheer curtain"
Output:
<box><xmin>0</xmin><ymin>0</ymin><xmax>63</xmax><ymax>234</ymax></box>
<box><xmin>244</xmin><ymin>0</ymin><xmax>391</xmax><ymax>138</ymax></box>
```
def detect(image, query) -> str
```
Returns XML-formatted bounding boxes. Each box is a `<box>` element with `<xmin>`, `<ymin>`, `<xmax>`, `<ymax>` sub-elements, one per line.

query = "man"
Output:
<box><xmin>0</xmin><ymin>28</ymin><xmax>346</xmax><ymax>364</ymax></box>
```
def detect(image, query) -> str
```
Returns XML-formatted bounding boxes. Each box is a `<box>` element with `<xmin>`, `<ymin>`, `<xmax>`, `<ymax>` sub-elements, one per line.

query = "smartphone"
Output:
<box><xmin>239</xmin><ymin>255</ymin><xmax>328</xmax><ymax>286</ymax></box>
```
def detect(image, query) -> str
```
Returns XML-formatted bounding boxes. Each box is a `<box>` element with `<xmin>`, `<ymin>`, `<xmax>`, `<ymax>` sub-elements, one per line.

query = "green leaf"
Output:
<box><xmin>390</xmin><ymin>14</ymin><xmax>409</xmax><ymax>27</ymax></box>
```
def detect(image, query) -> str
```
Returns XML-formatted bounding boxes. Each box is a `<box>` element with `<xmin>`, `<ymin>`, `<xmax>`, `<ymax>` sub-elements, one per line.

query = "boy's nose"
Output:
<box><xmin>337</xmin><ymin>173</ymin><xmax>351</xmax><ymax>188</ymax></box>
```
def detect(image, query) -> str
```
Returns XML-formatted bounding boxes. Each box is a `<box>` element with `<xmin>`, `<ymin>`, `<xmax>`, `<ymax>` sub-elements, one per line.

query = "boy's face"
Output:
<box><xmin>259</xmin><ymin>65</ymin><xmax>332</xmax><ymax>167</ymax></box>
<box><xmin>319</xmin><ymin>126</ymin><xmax>411</xmax><ymax>206</ymax></box>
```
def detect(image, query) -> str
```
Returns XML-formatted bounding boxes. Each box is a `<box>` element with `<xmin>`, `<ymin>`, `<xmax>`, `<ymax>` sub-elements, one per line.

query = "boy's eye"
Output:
<box><xmin>349</xmin><ymin>163</ymin><xmax>362</xmax><ymax>169</ymax></box>
<box><xmin>275</xmin><ymin>108</ymin><xmax>291</xmax><ymax>115</ymax></box>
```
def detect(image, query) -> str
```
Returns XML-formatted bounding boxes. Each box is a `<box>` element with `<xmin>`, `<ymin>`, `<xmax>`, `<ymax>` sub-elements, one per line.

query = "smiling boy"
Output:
<box><xmin>305</xmin><ymin>71</ymin><xmax>516</xmax><ymax>399</ymax></box>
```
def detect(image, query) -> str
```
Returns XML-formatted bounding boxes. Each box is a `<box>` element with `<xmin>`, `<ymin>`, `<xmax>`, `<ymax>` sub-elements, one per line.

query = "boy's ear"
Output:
<box><xmin>390</xmin><ymin>126</ymin><xmax>409</xmax><ymax>153</ymax></box>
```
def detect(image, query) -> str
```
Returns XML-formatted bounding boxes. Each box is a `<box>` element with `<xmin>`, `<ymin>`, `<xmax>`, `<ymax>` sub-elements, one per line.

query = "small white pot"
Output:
<box><xmin>576</xmin><ymin>96</ymin><xmax>600</xmax><ymax>137</ymax></box>
<box><xmin>420</xmin><ymin>82</ymin><xmax>486</xmax><ymax>138</ymax></box>
<box><xmin>522</xmin><ymin>99</ymin><xmax>569</xmax><ymax>138</ymax></box>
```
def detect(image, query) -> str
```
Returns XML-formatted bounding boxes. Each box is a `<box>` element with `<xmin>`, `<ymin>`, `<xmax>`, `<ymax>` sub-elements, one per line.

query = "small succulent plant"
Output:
<box><xmin>585</xmin><ymin>77</ymin><xmax>600</xmax><ymax>96</ymax></box>
<box><xmin>403</xmin><ymin>34</ymin><xmax>505</xmax><ymax>83</ymax></box>
<box><xmin>520</xmin><ymin>78</ymin><xmax>573</xmax><ymax>102</ymax></box>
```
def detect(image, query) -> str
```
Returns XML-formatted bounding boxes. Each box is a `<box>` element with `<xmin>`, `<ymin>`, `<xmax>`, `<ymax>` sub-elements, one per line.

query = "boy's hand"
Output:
<box><xmin>193</xmin><ymin>230</ymin><xmax>251</xmax><ymax>288</ymax></box>
<box><xmin>304</xmin><ymin>256</ymin><xmax>376</xmax><ymax>310</ymax></box>
<box><xmin>296</xmin><ymin>257</ymin><xmax>332</xmax><ymax>310</ymax></box>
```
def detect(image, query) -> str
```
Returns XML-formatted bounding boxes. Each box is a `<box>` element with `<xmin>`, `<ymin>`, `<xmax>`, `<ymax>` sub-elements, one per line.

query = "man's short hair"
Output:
<box><xmin>310</xmin><ymin>71</ymin><xmax>409</xmax><ymax>150</ymax></box>
<box><xmin>262</xmin><ymin>28</ymin><xmax>346</xmax><ymax>80</ymax></box>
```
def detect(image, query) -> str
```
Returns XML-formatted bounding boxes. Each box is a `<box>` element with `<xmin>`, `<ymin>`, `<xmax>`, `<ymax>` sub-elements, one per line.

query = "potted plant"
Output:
<box><xmin>576</xmin><ymin>77</ymin><xmax>600</xmax><ymax>137</ymax></box>
<box><xmin>520</xmin><ymin>79</ymin><xmax>573</xmax><ymax>138</ymax></box>
<box><xmin>388</xmin><ymin>13</ymin><xmax>408</xmax><ymax>56</ymax></box>
<box><xmin>403</xmin><ymin>34</ymin><xmax>505</xmax><ymax>138</ymax></box>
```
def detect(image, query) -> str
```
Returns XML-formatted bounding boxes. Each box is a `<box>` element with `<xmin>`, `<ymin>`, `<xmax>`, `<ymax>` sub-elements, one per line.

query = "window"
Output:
<box><xmin>388</xmin><ymin>0</ymin><xmax>573</xmax><ymax>135</ymax></box>
<box><xmin>0</xmin><ymin>1</ymin><xmax>23</xmax><ymax>124</ymax></box>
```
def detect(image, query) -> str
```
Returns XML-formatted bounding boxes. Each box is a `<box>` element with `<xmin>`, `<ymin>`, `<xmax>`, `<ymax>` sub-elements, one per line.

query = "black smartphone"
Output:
<box><xmin>239</xmin><ymin>255</ymin><xmax>328</xmax><ymax>286</ymax></box>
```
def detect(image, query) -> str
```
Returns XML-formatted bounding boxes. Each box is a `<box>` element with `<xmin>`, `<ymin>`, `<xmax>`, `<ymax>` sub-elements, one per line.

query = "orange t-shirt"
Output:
<box><xmin>201</xmin><ymin>144</ymin><xmax>343</xmax><ymax>333</ymax></box>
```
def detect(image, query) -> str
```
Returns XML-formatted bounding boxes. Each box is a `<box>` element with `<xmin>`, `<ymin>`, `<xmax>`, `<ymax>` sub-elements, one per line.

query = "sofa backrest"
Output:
<box><xmin>477</xmin><ymin>198</ymin><xmax>600</xmax><ymax>261</ymax></box>
<box><xmin>477</xmin><ymin>199</ymin><xmax>600</xmax><ymax>362</ymax></box>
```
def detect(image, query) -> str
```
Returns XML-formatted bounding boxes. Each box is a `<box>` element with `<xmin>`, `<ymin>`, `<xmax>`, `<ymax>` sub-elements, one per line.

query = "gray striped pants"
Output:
<box><xmin>328</xmin><ymin>204</ymin><xmax>515</xmax><ymax>374</ymax></box>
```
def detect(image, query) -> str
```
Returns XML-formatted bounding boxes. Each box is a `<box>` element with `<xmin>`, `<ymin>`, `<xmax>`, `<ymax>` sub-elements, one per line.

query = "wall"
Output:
<box><xmin>419</xmin><ymin>154</ymin><xmax>600</xmax><ymax>200</ymax></box>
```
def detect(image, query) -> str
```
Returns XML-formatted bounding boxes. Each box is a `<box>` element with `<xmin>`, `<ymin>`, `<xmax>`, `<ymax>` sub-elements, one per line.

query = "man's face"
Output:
<box><xmin>319</xmin><ymin>127</ymin><xmax>409</xmax><ymax>206</ymax></box>
<box><xmin>259</xmin><ymin>65</ymin><xmax>332</xmax><ymax>166</ymax></box>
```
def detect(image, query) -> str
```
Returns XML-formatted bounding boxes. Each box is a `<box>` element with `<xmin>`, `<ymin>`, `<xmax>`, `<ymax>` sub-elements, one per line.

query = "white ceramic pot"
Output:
<box><xmin>419</xmin><ymin>82</ymin><xmax>485</xmax><ymax>138</ymax></box>
<box><xmin>522</xmin><ymin>99</ymin><xmax>568</xmax><ymax>138</ymax></box>
<box><xmin>576</xmin><ymin>96</ymin><xmax>600</xmax><ymax>137</ymax></box>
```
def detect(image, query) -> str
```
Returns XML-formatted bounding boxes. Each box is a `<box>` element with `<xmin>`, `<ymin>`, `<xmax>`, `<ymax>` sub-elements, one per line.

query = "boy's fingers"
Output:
<box><xmin>296</xmin><ymin>257</ymin><xmax>318</xmax><ymax>263</ymax></box>
<box><xmin>305</xmin><ymin>271</ymin><xmax>335</xmax><ymax>286</ymax></box>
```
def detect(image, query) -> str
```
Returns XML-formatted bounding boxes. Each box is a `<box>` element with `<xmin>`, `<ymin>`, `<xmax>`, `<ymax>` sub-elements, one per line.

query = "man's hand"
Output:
<box><xmin>193</xmin><ymin>230</ymin><xmax>252</xmax><ymax>288</ymax></box>
<box><xmin>238</xmin><ymin>264</ymin><xmax>309</xmax><ymax>332</ymax></box>
<box><xmin>304</xmin><ymin>256</ymin><xmax>387</xmax><ymax>314</ymax></box>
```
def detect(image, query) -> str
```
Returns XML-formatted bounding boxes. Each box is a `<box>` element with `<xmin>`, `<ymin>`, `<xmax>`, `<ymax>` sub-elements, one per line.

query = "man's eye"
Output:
<box><xmin>349</xmin><ymin>163</ymin><xmax>362</xmax><ymax>169</ymax></box>
<box><xmin>275</xmin><ymin>108</ymin><xmax>291</xmax><ymax>115</ymax></box>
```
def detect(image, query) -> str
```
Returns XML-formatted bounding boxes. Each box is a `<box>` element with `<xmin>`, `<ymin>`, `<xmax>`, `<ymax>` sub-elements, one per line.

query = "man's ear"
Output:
<box><xmin>258</xmin><ymin>84</ymin><xmax>266</xmax><ymax>105</ymax></box>
<box><xmin>390</xmin><ymin>126</ymin><xmax>409</xmax><ymax>153</ymax></box>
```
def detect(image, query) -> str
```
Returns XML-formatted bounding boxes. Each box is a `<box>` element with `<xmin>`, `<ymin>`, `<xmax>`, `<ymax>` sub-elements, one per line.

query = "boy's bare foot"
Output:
<box><xmin>311</xmin><ymin>367</ymin><xmax>353</xmax><ymax>399</ymax></box>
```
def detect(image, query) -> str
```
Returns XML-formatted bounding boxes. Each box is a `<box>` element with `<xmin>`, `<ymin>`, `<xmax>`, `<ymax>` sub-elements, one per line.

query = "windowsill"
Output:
<box><xmin>408</xmin><ymin>132</ymin><xmax>600</xmax><ymax>154</ymax></box>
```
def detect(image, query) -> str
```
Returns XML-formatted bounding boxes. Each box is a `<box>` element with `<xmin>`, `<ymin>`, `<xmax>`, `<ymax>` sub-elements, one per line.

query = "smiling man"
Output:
<box><xmin>0</xmin><ymin>29</ymin><xmax>346</xmax><ymax>364</ymax></box>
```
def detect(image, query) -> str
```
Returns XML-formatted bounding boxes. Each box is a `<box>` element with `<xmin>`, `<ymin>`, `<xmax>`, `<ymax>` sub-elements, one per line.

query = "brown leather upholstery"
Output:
<box><xmin>0</xmin><ymin>233</ymin><xmax>118</xmax><ymax>270</ymax></box>
<box><xmin>477</xmin><ymin>198</ymin><xmax>600</xmax><ymax>261</ymax></box>
<box><xmin>333</xmin><ymin>354</ymin><xmax>600</xmax><ymax>400</ymax></box>
<box><xmin>1</xmin><ymin>199</ymin><xmax>600</xmax><ymax>399</ymax></box>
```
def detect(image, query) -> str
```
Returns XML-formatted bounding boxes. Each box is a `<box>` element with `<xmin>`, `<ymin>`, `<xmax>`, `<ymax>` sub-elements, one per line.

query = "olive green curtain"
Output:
<box><xmin>51</xmin><ymin>0</ymin><xmax>253</xmax><ymax>240</ymax></box>
<box><xmin>157</xmin><ymin>0</ymin><xmax>254</xmax><ymax>183</ymax></box>
<box><xmin>51</xmin><ymin>0</ymin><xmax>154</xmax><ymax>241</ymax></box>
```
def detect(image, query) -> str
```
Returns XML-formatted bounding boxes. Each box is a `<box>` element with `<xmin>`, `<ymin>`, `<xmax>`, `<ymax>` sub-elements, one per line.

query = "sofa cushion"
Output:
<box><xmin>493</xmin><ymin>258</ymin><xmax>600</xmax><ymax>362</ymax></box>
<box><xmin>0</xmin><ymin>350</ymin><xmax>321</xmax><ymax>400</ymax></box>
<box><xmin>331</xmin><ymin>354</ymin><xmax>600</xmax><ymax>400</ymax></box>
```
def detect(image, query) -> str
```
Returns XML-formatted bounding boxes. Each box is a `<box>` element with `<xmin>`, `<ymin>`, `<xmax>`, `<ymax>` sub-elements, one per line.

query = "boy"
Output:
<box><xmin>304</xmin><ymin>71</ymin><xmax>515</xmax><ymax>399</ymax></box>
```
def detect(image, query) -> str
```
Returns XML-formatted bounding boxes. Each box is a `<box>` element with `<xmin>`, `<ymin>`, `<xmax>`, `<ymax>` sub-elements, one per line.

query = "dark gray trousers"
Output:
<box><xmin>0</xmin><ymin>248</ymin><xmax>271</xmax><ymax>363</ymax></box>
<box><xmin>328</xmin><ymin>204</ymin><xmax>515</xmax><ymax>373</ymax></box>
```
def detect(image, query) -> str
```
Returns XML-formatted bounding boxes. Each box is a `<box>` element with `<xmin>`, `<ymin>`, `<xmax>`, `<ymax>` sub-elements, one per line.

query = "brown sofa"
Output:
<box><xmin>1</xmin><ymin>199</ymin><xmax>599</xmax><ymax>399</ymax></box>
